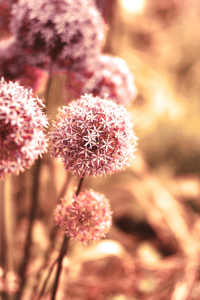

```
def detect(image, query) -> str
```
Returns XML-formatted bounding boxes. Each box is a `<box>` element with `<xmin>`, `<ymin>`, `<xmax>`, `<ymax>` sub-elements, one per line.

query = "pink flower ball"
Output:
<box><xmin>10</xmin><ymin>0</ymin><xmax>105</xmax><ymax>69</ymax></box>
<box><xmin>66</xmin><ymin>55</ymin><xmax>137</xmax><ymax>106</ymax></box>
<box><xmin>0</xmin><ymin>78</ymin><xmax>49</xmax><ymax>179</ymax></box>
<box><xmin>49</xmin><ymin>94</ymin><xmax>137</xmax><ymax>177</ymax></box>
<box><xmin>55</xmin><ymin>190</ymin><xmax>112</xmax><ymax>244</ymax></box>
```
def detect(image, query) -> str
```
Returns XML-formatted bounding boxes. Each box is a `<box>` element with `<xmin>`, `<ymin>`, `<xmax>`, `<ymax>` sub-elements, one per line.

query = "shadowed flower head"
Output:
<box><xmin>49</xmin><ymin>94</ymin><xmax>137</xmax><ymax>177</ymax></box>
<box><xmin>55</xmin><ymin>190</ymin><xmax>112</xmax><ymax>244</ymax></box>
<box><xmin>10</xmin><ymin>0</ymin><xmax>104</xmax><ymax>69</ymax></box>
<box><xmin>0</xmin><ymin>37</ymin><xmax>26</xmax><ymax>81</ymax></box>
<box><xmin>66</xmin><ymin>54</ymin><xmax>137</xmax><ymax>106</ymax></box>
<box><xmin>0</xmin><ymin>37</ymin><xmax>49</xmax><ymax>91</ymax></box>
<box><xmin>0</xmin><ymin>77</ymin><xmax>48</xmax><ymax>179</ymax></box>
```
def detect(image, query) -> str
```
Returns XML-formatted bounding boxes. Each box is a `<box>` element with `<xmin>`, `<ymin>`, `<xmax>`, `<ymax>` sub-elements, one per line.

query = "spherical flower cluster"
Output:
<box><xmin>10</xmin><ymin>0</ymin><xmax>104</xmax><ymax>69</ymax></box>
<box><xmin>0</xmin><ymin>78</ymin><xmax>49</xmax><ymax>179</ymax></box>
<box><xmin>71</xmin><ymin>55</ymin><xmax>137</xmax><ymax>106</ymax></box>
<box><xmin>55</xmin><ymin>190</ymin><xmax>112</xmax><ymax>244</ymax></box>
<box><xmin>49</xmin><ymin>94</ymin><xmax>137</xmax><ymax>177</ymax></box>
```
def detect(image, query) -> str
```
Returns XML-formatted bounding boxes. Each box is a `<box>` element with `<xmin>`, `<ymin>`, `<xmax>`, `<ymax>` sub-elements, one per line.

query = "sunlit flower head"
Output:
<box><xmin>70</xmin><ymin>54</ymin><xmax>137</xmax><ymax>106</ymax></box>
<box><xmin>49</xmin><ymin>94</ymin><xmax>137</xmax><ymax>177</ymax></box>
<box><xmin>0</xmin><ymin>78</ymin><xmax>49</xmax><ymax>179</ymax></box>
<box><xmin>55</xmin><ymin>190</ymin><xmax>112</xmax><ymax>244</ymax></box>
<box><xmin>10</xmin><ymin>0</ymin><xmax>105</xmax><ymax>69</ymax></box>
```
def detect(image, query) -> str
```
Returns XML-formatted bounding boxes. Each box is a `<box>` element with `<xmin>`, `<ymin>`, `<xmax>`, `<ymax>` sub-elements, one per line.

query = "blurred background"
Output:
<box><xmin>0</xmin><ymin>0</ymin><xmax>200</xmax><ymax>299</ymax></box>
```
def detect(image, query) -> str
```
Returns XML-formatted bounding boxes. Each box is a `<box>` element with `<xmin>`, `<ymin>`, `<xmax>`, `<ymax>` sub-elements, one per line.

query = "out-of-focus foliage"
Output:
<box><xmin>112</xmin><ymin>0</ymin><xmax>200</xmax><ymax>176</ymax></box>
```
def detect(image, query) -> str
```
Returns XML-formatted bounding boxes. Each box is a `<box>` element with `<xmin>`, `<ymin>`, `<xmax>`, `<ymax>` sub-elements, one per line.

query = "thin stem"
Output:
<box><xmin>15</xmin><ymin>72</ymin><xmax>52</xmax><ymax>300</ymax></box>
<box><xmin>0</xmin><ymin>180</ymin><xmax>9</xmax><ymax>300</ymax></box>
<box><xmin>16</xmin><ymin>157</ymin><xmax>41</xmax><ymax>300</ymax></box>
<box><xmin>50</xmin><ymin>177</ymin><xmax>84</xmax><ymax>300</ymax></box>
<box><xmin>76</xmin><ymin>177</ymin><xmax>84</xmax><ymax>196</ymax></box>
<box><xmin>36</xmin><ymin>172</ymin><xmax>72</xmax><ymax>299</ymax></box>
<box><xmin>51</xmin><ymin>235</ymin><xmax>69</xmax><ymax>300</ymax></box>
<box><xmin>37</xmin><ymin>235</ymin><xmax>69</xmax><ymax>300</ymax></box>
<box><xmin>0</xmin><ymin>180</ymin><xmax>7</xmax><ymax>271</ymax></box>
<box><xmin>33</xmin><ymin>172</ymin><xmax>72</xmax><ymax>297</ymax></box>
<box><xmin>45</xmin><ymin>72</ymin><xmax>53</xmax><ymax>113</ymax></box>
<box><xmin>38</xmin><ymin>260</ymin><xmax>57</xmax><ymax>300</ymax></box>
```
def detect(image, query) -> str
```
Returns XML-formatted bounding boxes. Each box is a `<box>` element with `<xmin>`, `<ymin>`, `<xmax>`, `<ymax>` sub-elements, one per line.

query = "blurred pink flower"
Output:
<box><xmin>49</xmin><ymin>94</ymin><xmax>137</xmax><ymax>177</ymax></box>
<box><xmin>10</xmin><ymin>0</ymin><xmax>105</xmax><ymax>70</ymax></box>
<box><xmin>0</xmin><ymin>37</ymin><xmax>26</xmax><ymax>81</ymax></box>
<box><xmin>0</xmin><ymin>37</ymin><xmax>49</xmax><ymax>91</ymax></box>
<box><xmin>81</xmin><ymin>55</ymin><xmax>137</xmax><ymax>106</ymax></box>
<box><xmin>65</xmin><ymin>54</ymin><xmax>137</xmax><ymax>106</ymax></box>
<box><xmin>0</xmin><ymin>78</ymin><xmax>48</xmax><ymax>179</ymax></box>
<box><xmin>55</xmin><ymin>190</ymin><xmax>112</xmax><ymax>244</ymax></box>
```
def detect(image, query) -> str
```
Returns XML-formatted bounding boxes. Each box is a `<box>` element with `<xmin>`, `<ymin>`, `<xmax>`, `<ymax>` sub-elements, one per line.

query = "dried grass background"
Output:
<box><xmin>1</xmin><ymin>0</ymin><xmax>200</xmax><ymax>299</ymax></box>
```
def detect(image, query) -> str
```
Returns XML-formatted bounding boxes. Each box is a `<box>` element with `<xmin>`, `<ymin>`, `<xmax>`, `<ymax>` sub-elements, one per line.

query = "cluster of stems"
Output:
<box><xmin>36</xmin><ymin>178</ymin><xmax>83</xmax><ymax>300</ymax></box>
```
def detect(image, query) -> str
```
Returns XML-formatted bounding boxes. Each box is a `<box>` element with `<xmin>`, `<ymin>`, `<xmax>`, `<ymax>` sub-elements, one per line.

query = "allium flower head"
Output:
<box><xmin>0</xmin><ymin>78</ymin><xmax>48</xmax><ymax>179</ymax></box>
<box><xmin>55</xmin><ymin>190</ymin><xmax>112</xmax><ymax>244</ymax></box>
<box><xmin>10</xmin><ymin>0</ymin><xmax>104</xmax><ymax>69</ymax></box>
<box><xmin>49</xmin><ymin>94</ymin><xmax>137</xmax><ymax>177</ymax></box>
<box><xmin>70</xmin><ymin>55</ymin><xmax>137</xmax><ymax>106</ymax></box>
<box><xmin>19</xmin><ymin>65</ymin><xmax>49</xmax><ymax>93</ymax></box>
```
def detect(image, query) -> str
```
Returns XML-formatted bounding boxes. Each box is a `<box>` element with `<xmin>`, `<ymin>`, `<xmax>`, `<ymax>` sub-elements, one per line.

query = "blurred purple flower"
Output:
<box><xmin>65</xmin><ymin>54</ymin><xmax>137</xmax><ymax>106</ymax></box>
<box><xmin>0</xmin><ymin>37</ymin><xmax>49</xmax><ymax>91</ymax></box>
<box><xmin>0</xmin><ymin>37</ymin><xmax>26</xmax><ymax>80</ymax></box>
<box><xmin>55</xmin><ymin>190</ymin><xmax>112</xmax><ymax>244</ymax></box>
<box><xmin>0</xmin><ymin>77</ymin><xmax>48</xmax><ymax>179</ymax></box>
<box><xmin>49</xmin><ymin>94</ymin><xmax>137</xmax><ymax>177</ymax></box>
<box><xmin>10</xmin><ymin>0</ymin><xmax>105</xmax><ymax>70</ymax></box>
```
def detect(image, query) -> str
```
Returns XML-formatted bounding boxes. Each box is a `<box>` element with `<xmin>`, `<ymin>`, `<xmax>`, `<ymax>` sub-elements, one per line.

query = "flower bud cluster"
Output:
<box><xmin>0</xmin><ymin>78</ymin><xmax>48</xmax><ymax>179</ymax></box>
<box><xmin>55</xmin><ymin>190</ymin><xmax>112</xmax><ymax>244</ymax></box>
<box><xmin>78</xmin><ymin>55</ymin><xmax>137</xmax><ymax>106</ymax></box>
<box><xmin>49</xmin><ymin>94</ymin><xmax>137</xmax><ymax>177</ymax></box>
<box><xmin>0</xmin><ymin>0</ymin><xmax>136</xmax><ymax>107</ymax></box>
<box><xmin>10</xmin><ymin>0</ymin><xmax>104</xmax><ymax>69</ymax></box>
